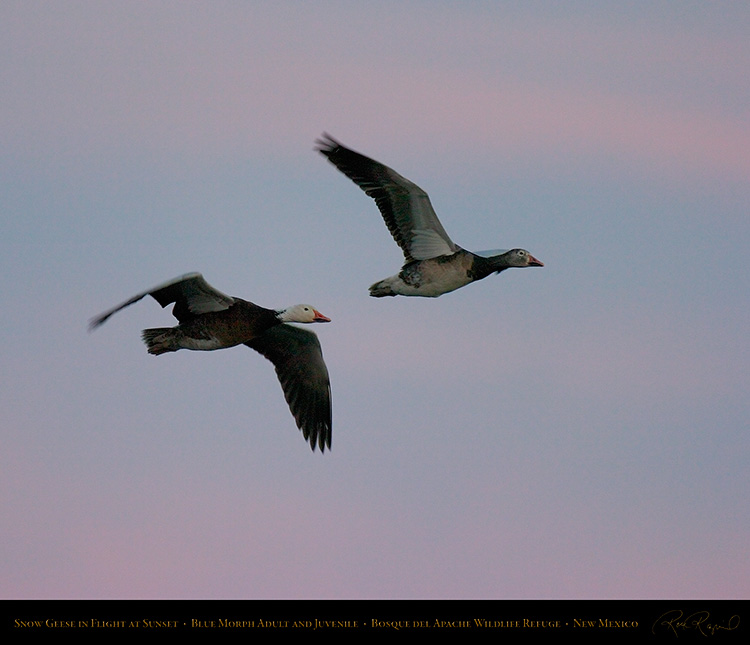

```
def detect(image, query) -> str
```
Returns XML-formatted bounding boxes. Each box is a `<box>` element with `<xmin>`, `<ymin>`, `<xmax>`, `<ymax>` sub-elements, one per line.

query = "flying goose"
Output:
<box><xmin>317</xmin><ymin>134</ymin><xmax>543</xmax><ymax>297</ymax></box>
<box><xmin>89</xmin><ymin>272</ymin><xmax>332</xmax><ymax>452</ymax></box>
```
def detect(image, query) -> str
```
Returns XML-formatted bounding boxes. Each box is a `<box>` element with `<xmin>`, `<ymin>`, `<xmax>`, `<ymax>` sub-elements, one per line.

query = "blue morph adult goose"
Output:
<box><xmin>90</xmin><ymin>273</ymin><xmax>332</xmax><ymax>452</ymax></box>
<box><xmin>317</xmin><ymin>134</ymin><xmax>543</xmax><ymax>297</ymax></box>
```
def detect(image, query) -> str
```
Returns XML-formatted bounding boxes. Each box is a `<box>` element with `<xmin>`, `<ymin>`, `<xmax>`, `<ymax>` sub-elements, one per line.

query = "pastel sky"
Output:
<box><xmin>2</xmin><ymin>1</ymin><xmax>748</xmax><ymax>599</ymax></box>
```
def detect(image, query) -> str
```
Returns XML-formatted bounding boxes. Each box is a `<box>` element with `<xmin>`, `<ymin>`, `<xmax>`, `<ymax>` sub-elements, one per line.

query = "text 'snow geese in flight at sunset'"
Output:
<box><xmin>90</xmin><ymin>272</ymin><xmax>332</xmax><ymax>452</ymax></box>
<box><xmin>317</xmin><ymin>134</ymin><xmax>543</xmax><ymax>298</ymax></box>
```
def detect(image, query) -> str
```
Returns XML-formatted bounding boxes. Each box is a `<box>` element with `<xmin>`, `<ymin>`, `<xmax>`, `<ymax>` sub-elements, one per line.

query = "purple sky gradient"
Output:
<box><xmin>2</xmin><ymin>1</ymin><xmax>748</xmax><ymax>599</ymax></box>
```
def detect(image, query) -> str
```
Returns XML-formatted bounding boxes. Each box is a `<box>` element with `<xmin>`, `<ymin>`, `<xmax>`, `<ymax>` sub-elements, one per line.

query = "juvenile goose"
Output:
<box><xmin>317</xmin><ymin>134</ymin><xmax>543</xmax><ymax>297</ymax></box>
<box><xmin>89</xmin><ymin>272</ymin><xmax>332</xmax><ymax>452</ymax></box>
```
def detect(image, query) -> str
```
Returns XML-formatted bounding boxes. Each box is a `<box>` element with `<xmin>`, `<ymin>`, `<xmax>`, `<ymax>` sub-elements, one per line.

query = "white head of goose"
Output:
<box><xmin>89</xmin><ymin>273</ymin><xmax>332</xmax><ymax>452</ymax></box>
<box><xmin>316</xmin><ymin>134</ymin><xmax>543</xmax><ymax>298</ymax></box>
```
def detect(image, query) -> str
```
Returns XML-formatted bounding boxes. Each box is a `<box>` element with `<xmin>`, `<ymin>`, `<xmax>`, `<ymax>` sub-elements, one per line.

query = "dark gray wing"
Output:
<box><xmin>316</xmin><ymin>133</ymin><xmax>458</xmax><ymax>262</ymax></box>
<box><xmin>245</xmin><ymin>324</ymin><xmax>332</xmax><ymax>452</ymax></box>
<box><xmin>89</xmin><ymin>272</ymin><xmax>235</xmax><ymax>329</ymax></box>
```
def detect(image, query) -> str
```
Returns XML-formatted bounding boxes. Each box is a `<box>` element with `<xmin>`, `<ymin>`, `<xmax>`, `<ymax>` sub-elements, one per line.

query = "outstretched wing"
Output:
<box><xmin>89</xmin><ymin>272</ymin><xmax>235</xmax><ymax>329</ymax></box>
<box><xmin>317</xmin><ymin>133</ymin><xmax>458</xmax><ymax>262</ymax></box>
<box><xmin>245</xmin><ymin>325</ymin><xmax>332</xmax><ymax>453</ymax></box>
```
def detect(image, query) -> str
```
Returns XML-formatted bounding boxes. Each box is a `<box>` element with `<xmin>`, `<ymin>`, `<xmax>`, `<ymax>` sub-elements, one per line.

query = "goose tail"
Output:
<box><xmin>141</xmin><ymin>328</ymin><xmax>179</xmax><ymax>355</ymax></box>
<box><xmin>368</xmin><ymin>279</ymin><xmax>397</xmax><ymax>297</ymax></box>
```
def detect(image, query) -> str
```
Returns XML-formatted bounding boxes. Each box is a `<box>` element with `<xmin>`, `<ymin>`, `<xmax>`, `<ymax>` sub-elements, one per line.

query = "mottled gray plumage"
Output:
<box><xmin>317</xmin><ymin>134</ymin><xmax>543</xmax><ymax>297</ymax></box>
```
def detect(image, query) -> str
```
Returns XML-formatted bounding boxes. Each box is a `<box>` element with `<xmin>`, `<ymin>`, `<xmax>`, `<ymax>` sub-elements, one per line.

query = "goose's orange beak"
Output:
<box><xmin>313</xmin><ymin>310</ymin><xmax>331</xmax><ymax>322</ymax></box>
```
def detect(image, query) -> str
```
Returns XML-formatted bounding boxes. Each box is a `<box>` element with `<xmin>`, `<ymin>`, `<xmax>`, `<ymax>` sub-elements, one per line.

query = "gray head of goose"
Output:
<box><xmin>504</xmin><ymin>248</ymin><xmax>544</xmax><ymax>268</ymax></box>
<box><xmin>278</xmin><ymin>305</ymin><xmax>331</xmax><ymax>324</ymax></box>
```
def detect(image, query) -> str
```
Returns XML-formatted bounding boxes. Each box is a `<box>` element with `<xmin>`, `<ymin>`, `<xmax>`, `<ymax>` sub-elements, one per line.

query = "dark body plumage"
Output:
<box><xmin>90</xmin><ymin>273</ymin><xmax>332</xmax><ymax>452</ymax></box>
<box><xmin>317</xmin><ymin>134</ymin><xmax>543</xmax><ymax>297</ymax></box>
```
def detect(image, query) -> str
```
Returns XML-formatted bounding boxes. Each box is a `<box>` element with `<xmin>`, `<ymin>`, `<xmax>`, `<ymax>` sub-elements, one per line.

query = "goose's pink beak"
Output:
<box><xmin>313</xmin><ymin>310</ymin><xmax>331</xmax><ymax>322</ymax></box>
<box><xmin>528</xmin><ymin>255</ymin><xmax>544</xmax><ymax>267</ymax></box>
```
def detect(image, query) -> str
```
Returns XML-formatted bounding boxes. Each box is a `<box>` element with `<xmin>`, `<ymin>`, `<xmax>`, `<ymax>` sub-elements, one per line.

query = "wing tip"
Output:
<box><xmin>306</xmin><ymin>424</ymin><xmax>332</xmax><ymax>453</ymax></box>
<box><xmin>87</xmin><ymin>314</ymin><xmax>108</xmax><ymax>332</ymax></box>
<box><xmin>314</xmin><ymin>132</ymin><xmax>341</xmax><ymax>157</ymax></box>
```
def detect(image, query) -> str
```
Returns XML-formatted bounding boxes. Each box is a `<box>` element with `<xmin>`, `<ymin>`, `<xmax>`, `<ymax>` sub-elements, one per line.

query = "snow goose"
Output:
<box><xmin>317</xmin><ymin>134</ymin><xmax>543</xmax><ymax>297</ymax></box>
<box><xmin>89</xmin><ymin>272</ymin><xmax>332</xmax><ymax>452</ymax></box>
